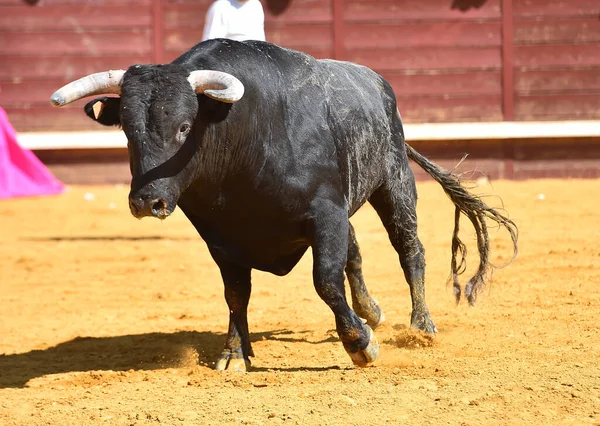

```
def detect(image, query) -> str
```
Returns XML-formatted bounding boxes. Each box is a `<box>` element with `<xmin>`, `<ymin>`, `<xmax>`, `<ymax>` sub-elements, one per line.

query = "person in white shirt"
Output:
<box><xmin>202</xmin><ymin>0</ymin><xmax>266</xmax><ymax>42</ymax></box>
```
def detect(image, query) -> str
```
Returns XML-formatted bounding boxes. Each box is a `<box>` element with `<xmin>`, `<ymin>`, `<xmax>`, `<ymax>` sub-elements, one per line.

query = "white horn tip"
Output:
<box><xmin>50</xmin><ymin>92</ymin><xmax>66</xmax><ymax>107</ymax></box>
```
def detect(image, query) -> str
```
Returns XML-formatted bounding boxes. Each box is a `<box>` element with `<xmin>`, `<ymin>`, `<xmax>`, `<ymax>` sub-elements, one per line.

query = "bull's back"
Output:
<box><xmin>181</xmin><ymin>40</ymin><xmax>403</xmax><ymax>215</ymax></box>
<box><xmin>317</xmin><ymin>60</ymin><xmax>399</xmax><ymax>213</ymax></box>
<box><xmin>175</xmin><ymin>41</ymin><xmax>403</xmax><ymax>270</ymax></box>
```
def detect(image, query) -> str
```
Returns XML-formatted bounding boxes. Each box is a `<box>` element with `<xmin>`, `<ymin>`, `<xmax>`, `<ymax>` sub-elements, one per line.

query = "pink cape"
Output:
<box><xmin>0</xmin><ymin>106</ymin><xmax>64</xmax><ymax>199</ymax></box>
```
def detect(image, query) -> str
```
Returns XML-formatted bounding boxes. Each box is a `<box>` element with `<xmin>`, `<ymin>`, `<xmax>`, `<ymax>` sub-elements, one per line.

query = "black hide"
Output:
<box><xmin>76</xmin><ymin>38</ymin><xmax>517</xmax><ymax>370</ymax></box>
<box><xmin>88</xmin><ymin>39</ymin><xmax>404</xmax><ymax>276</ymax></box>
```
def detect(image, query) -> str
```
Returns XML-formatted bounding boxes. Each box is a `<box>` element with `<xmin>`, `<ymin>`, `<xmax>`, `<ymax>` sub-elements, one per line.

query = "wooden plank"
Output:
<box><xmin>163</xmin><ymin>0</ymin><xmax>330</xmax><ymax>25</ymax></box>
<box><xmin>164</xmin><ymin>3</ymin><xmax>331</xmax><ymax>30</ymax></box>
<box><xmin>163</xmin><ymin>26</ymin><xmax>332</xmax><ymax>53</ymax></box>
<box><xmin>0</xmin><ymin>31</ymin><xmax>151</xmax><ymax>56</ymax></box>
<box><xmin>515</xmin><ymin>44</ymin><xmax>600</xmax><ymax>68</ymax></box>
<box><xmin>404</xmin><ymin>121</ymin><xmax>600</xmax><ymax>140</ymax></box>
<box><xmin>501</xmin><ymin>0</ymin><xmax>515</xmax><ymax>120</ymax></box>
<box><xmin>0</xmin><ymin>79</ymin><xmax>105</xmax><ymax>106</ymax></box>
<box><xmin>332</xmin><ymin>0</ymin><xmax>344</xmax><ymax>60</ymax></box>
<box><xmin>344</xmin><ymin>0</ymin><xmax>501</xmax><ymax>21</ymax></box>
<box><xmin>163</xmin><ymin>51</ymin><xmax>187</xmax><ymax>64</ymax></box>
<box><xmin>19</xmin><ymin>132</ymin><xmax>128</xmax><ymax>150</ymax></box>
<box><xmin>513</xmin><ymin>0</ymin><xmax>599</xmax><ymax>18</ymax></box>
<box><xmin>0</xmin><ymin>0</ymin><xmax>149</xmax><ymax>4</ymax></box>
<box><xmin>514</xmin><ymin>19</ymin><xmax>600</xmax><ymax>44</ymax></box>
<box><xmin>0</xmin><ymin>55</ymin><xmax>151</xmax><ymax>80</ymax></box>
<box><xmin>399</xmin><ymin>95</ymin><xmax>503</xmax><ymax>123</ymax></box>
<box><xmin>346</xmin><ymin>47</ymin><xmax>502</xmax><ymax>71</ymax></box>
<box><xmin>382</xmin><ymin>71</ymin><xmax>501</xmax><ymax>96</ymax></box>
<box><xmin>163</xmin><ymin>4</ymin><xmax>212</xmax><ymax>29</ymax></box>
<box><xmin>344</xmin><ymin>22</ymin><xmax>501</xmax><ymax>48</ymax></box>
<box><xmin>163</xmin><ymin>29</ymin><xmax>209</xmax><ymax>52</ymax></box>
<box><xmin>265</xmin><ymin>0</ymin><xmax>332</xmax><ymax>24</ymax></box>
<box><xmin>163</xmin><ymin>0</ymin><xmax>226</xmax><ymax>4</ymax></box>
<box><xmin>152</xmin><ymin>0</ymin><xmax>165</xmax><ymax>63</ymax></box>
<box><xmin>513</xmin><ymin>138</ymin><xmax>600</xmax><ymax>161</ymax></box>
<box><xmin>18</xmin><ymin>122</ymin><xmax>600</xmax><ymax>151</ymax></box>
<box><xmin>0</xmin><ymin>6</ymin><xmax>150</xmax><ymax>31</ymax></box>
<box><xmin>43</xmin><ymin>161</ymin><xmax>132</xmax><ymax>186</ymax></box>
<box><xmin>266</xmin><ymin>24</ymin><xmax>332</xmax><ymax>50</ymax></box>
<box><xmin>515</xmin><ymin>69</ymin><xmax>600</xmax><ymax>93</ymax></box>
<box><xmin>512</xmin><ymin>159</ymin><xmax>600</xmax><ymax>180</ymax></box>
<box><xmin>4</xmin><ymin>106</ymin><xmax>103</xmax><ymax>132</ymax></box>
<box><xmin>515</xmin><ymin>93</ymin><xmax>600</xmax><ymax>120</ymax></box>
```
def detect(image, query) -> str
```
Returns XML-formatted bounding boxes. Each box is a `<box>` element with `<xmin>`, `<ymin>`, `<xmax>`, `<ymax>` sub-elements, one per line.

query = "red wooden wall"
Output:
<box><xmin>161</xmin><ymin>0</ymin><xmax>333</xmax><ymax>63</ymax></box>
<box><xmin>512</xmin><ymin>0</ymin><xmax>600</xmax><ymax>120</ymax></box>
<box><xmin>0</xmin><ymin>0</ymin><xmax>154</xmax><ymax>131</ymax></box>
<box><xmin>339</xmin><ymin>0</ymin><xmax>504</xmax><ymax>122</ymax></box>
<box><xmin>1</xmin><ymin>0</ymin><xmax>599</xmax><ymax>132</ymax></box>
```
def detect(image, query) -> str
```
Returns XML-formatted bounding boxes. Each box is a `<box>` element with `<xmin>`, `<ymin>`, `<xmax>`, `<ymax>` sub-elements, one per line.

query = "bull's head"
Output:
<box><xmin>50</xmin><ymin>65</ymin><xmax>244</xmax><ymax>219</ymax></box>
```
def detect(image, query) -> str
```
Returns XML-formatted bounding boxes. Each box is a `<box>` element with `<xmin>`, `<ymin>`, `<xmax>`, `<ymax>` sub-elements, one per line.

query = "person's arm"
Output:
<box><xmin>202</xmin><ymin>2</ymin><xmax>227</xmax><ymax>41</ymax></box>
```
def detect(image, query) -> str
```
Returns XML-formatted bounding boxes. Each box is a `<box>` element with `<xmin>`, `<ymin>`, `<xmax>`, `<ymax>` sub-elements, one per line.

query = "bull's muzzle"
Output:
<box><xmin>129</xmin><ymin>195</ymin><xmax>171</xmax><ymax>220</ymax></box>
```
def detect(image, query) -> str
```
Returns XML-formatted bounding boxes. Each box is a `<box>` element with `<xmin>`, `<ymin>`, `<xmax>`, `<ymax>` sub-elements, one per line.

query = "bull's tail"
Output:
<box><xmin>405</xmin><ymin>143</ymin><xmax>518</xmax><ymax>305</ymax></box>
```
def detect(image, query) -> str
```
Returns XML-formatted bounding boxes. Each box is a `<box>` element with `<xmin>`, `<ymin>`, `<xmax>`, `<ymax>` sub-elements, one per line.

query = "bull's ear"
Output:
<box><xmin>84</xmin><ymin>97</ymin><xmax>121</xmax><ymax>127</ymax></box>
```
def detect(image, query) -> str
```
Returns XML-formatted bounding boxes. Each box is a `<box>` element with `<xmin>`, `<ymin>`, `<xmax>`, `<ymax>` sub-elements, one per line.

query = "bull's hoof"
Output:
<box><xmin>355</xmin><ymin>299</ymin><xmax>386</xmax><ymax>330</ymax></box>
<box><xmin>215</xmin><ymin>349</ymin><xmax>251</xmax><ymax>372</ymax></box>
<box><xmin>347</xmin><ymin>325</ymin><xmax>379</xmax><ymax>367</ymax></box>
<box><xmin>410</xmin><ymin>310</ymin><xmax>437</xmax><ymax>334</ymax></box>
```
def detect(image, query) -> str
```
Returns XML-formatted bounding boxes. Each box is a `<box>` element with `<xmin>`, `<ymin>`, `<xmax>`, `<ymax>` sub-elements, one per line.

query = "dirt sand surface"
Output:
<box><xmin>1</xmin><ymin>179</ymin><xmax>598</xmax><ymax>425</ymax></box>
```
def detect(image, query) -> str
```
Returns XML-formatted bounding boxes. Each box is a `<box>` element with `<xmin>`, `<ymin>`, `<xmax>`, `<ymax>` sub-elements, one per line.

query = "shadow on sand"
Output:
<box><xmin>23</xmin><ymin>235</ymin><xmax>197</xmax><ymax>242</ymax></box>
<box><xmin>0</xmin><ymin>329</ymin><xmax>340</xmax><ymax>388</ymax></box>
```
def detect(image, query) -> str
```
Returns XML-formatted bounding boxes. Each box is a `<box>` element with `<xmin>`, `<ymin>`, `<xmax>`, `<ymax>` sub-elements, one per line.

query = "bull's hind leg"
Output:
<box><xmin>310</xmin><ymin>205</ymin><xmax>379</xmax><ymax>367</ymax></box>
<box><xmin>213</xmin><ymin>260</ymin><xmax>254</xmax><ymax>372</ymax></box>
<box><xmin>346</xmin><ymin>222</ymin><xmax>385</xmax><ymax>328</ymax></box>
<box><xmin>369</xmin><ymin>172</ymin><xmax>437</xmax><ymax>334</ymax></box>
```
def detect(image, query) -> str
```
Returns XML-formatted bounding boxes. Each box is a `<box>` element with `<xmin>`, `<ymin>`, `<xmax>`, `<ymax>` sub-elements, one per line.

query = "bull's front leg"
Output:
<box><xmin>214</xmin><ymin>261</ymin><xmax>254</xmax><ymax>372</ymax></box>
<box><xmin>309</xmin><ymin>206</ymin><xmax>379</xmax><ymax>367</ymax></box>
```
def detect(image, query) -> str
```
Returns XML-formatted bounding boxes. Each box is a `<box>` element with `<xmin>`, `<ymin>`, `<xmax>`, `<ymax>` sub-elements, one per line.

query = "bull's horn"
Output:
<box><xmin>187</xmin><ymin>70</ymin><xmax>244</xmax><ymax>103</ymax></box>
<box><xmin>50</xmin><ymin>70</ymin><xmax>126</xmax><ymax>107</ymax></box>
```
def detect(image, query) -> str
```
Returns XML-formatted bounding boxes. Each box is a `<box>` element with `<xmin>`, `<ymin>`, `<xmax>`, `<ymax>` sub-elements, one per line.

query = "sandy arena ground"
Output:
<box><xmin>0</xmin><ymin>179</ymin><xmax>599</xmax><ymax>425</ymax></box>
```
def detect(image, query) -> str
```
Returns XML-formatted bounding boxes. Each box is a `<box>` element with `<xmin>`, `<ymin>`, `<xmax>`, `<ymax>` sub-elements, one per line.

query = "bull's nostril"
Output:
<box><xmin>151</xmin><ymin>198</ymin><xmax>167</xmax><ymax>216</ymax></box>
<box><xmin>129</xmin><ymin>199</ymin><xmax>140</xmax><ymax>215</ymax></box>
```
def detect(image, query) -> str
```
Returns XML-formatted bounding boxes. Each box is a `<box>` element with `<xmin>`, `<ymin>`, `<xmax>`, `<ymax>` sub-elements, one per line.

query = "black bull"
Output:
<box><xmin>51</xmin><ymin>39</ymin><xmax>518</xmax><ymax>371</ymax></box>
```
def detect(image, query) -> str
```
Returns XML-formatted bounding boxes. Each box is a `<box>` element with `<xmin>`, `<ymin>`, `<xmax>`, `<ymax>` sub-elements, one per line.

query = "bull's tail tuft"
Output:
<box><xmin>406</xmin><ymin>143</ymin><xmax>518</xmax><ymax>305</ymax></box>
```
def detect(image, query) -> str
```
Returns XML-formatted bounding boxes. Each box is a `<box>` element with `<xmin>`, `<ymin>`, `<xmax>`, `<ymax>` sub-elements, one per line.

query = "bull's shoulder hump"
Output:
<box><xmin>317</xmin><ymin>59</ymin><xmax>377</xmax><ymax>75</ymax></box>
<box><xmin>316</xmin><ymin>59</ymin><xmax>384</xmax><ymax>86</ymax></box>
<box><xmin>315</xmin><ymin>58</ymin><xmax>389</xmax><ymax>97</ymax></box>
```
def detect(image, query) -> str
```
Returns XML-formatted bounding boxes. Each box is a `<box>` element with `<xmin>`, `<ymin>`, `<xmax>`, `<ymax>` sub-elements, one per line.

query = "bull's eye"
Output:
<box><xmin>179</xmin><ymin>123</ymin><xmax>191</xmax><ymax>134</ymax></box>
